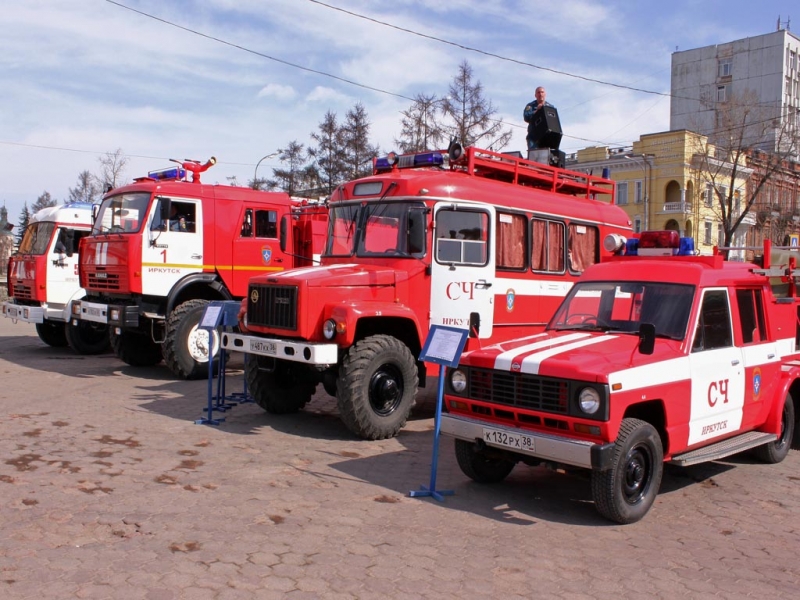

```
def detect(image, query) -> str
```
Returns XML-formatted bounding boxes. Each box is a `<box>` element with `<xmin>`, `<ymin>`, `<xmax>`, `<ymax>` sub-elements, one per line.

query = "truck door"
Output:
<box><xmin>430</xmin><ymin>204</ymin><xmax>495</xmax><ymax>337</ymax></box>
<box><xmin>144</xmin><ymin>197</ymin><xmax>203</xmax><ymax>294</ymax></box>
<box><xmin>47</xmin><ymin>227</ymin><xmax>83</xmax><ymax>306</ymax></box>
<box><xmin>687</xmin><ymin>289</ymin><xmax>746</xmax><ymax>446</ymax></box>
<box><xmin>232</xmin><ymin>207</ymin><xmax>285</xmax><ymax>292</ymax></box>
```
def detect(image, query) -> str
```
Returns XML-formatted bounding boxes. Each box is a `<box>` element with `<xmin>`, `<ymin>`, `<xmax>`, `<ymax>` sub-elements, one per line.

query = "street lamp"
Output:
<box><xmin>253</xmin><ymin>152</ymin><xmax>279</xmax><ymax>187</ymax></box>
<box><xmin>624</xmin><ymin>153</ymin><xmax>654</xmax><ymax>230</ymax></box>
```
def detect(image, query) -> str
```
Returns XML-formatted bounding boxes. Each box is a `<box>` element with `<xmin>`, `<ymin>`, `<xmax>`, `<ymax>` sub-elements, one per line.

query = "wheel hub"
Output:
<box><xmin>369</xmin><ymin>366</ymin><xmax>403</xmax><ymax>416</ymax></box>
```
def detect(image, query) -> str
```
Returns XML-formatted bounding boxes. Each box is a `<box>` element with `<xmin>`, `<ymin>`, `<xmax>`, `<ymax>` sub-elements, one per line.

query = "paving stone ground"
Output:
<box><xmin>1</xmin><ymin>317</ymin><xmax>799</xmax><ymax>599</ymax></box>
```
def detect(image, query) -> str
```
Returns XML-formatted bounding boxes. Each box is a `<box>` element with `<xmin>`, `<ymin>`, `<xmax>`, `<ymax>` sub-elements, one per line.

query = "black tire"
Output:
<box><xmin>244</xmin><ymin>354</ymin><xmax>317</xmax><ymax>414</ymax></box>
<box><xmin>336</xmin><ymin>334</ymin><xmax>418</xmax><ymax>440</ymax></box>
<box><xmin>35</xmin><ymin>322</ymin><xmax>68</xmax><ymax>347</ymax></box>
<box><xmin>163</xmin><ymin>299</ymin><xmax>220</xmax><ymax>380</ymax></box>
<box><xmin>591</xmin><ymin>418</ymin><xmax>663</xmax><ymax>524</ymax></box>
<box><xmin>753</xmin><ymin>393</ymin><xmax>795</xmax><ymax>462</ymax></box>
<box><xmin>65</xmin><ymin>321</ymin><xmax>111</xmax><ymax>355</ymax></box>
<box><xmin>110</xmin><ymin>329</ymin><xmax>162</xmax><ymax>367</ymax></box>
<box><xmin>454</xmin><ymin>439</ymin><xmax>516</xmax><ymax>483</ymax></box>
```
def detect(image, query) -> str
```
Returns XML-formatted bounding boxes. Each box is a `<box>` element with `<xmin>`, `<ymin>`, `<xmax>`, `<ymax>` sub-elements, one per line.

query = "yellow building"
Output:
<box><xmin>569</xmin><ymin>130</ymin><xmax>753</xmax><ymax>257</ymax></box>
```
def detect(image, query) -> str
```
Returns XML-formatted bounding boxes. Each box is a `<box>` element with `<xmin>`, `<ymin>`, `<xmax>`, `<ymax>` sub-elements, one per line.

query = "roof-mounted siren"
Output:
<box><xmin>603</xmin><ymin>233</ymin><xmax>628</xmax><ymax>255</ymax></box>
<box><xmin>447</xmin><ymin>138</ymin><xmax>464</xmax><ymax>163</ymax></box>
<box><xmin>374</xmin><ymin>150</ymin><xmax>445</xmax><ymax>173</ymax></box>
<box><xmin>634</xmin><ymin>230</ymin><xmax>695</xmax><ymax>256</ymax></box>
<box><xmin>527</xmin><ymin>106</ymin><xmax>565</xmax><ymax>168</ymax></box>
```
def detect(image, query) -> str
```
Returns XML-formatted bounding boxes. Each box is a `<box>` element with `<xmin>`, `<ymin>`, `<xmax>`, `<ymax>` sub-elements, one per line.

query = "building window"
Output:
<box><xmin>718</xmin><ymin>59</ymin><xmax>732</xmax><ymax>77</ymax></box>
<box><xmin>633</xmin><ymin>217</ymin><xmax>642</xmax><ymax>234</ymax></box>
<box><xmin>716</xmin><ymin>85</ymin><xmax>728</xmax><ymax>102</ymax></box>
<box><xmin>634</xmin><ymin>180</ymin><xmax>643</xmax><ymax>204</ymax></box>
<box><xmin>616</xmin><ymin>182</ymin><xmax>628</xmax><ymax>205</ymax></box>
<box><xmin>717</xmin><ymin>224</ymin><xmax>724</xmax><ymax>246</ymax></box>
<box><xmin>704</xmin><ymin>221</ymin><xmax>712</xmax><ymax>244</ymax></box>
<box><xmin>704</xmin><ymin>183</ymin><xmax>714</xmax><ymax>208</ymax></box>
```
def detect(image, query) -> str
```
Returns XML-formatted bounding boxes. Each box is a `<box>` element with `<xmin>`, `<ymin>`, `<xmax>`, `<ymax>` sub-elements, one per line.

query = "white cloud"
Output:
<box><xmin>257</xmin><ymin>83</ymin><xmax>296</xmax><ymax>100</ymax></box>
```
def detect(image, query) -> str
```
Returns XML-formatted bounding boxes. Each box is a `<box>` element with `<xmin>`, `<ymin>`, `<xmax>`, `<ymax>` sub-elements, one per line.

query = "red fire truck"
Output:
<box><xmin>73</xmin><ymin>157</ymin><xmax>328</xmax><ymax>379</ymax></box>
<box><xmin>223</xmin><ymin>145</ymin><xmax>632</xmax><ymax>440</ymax></box>
<box><xmin>441</xmin><ymin>231</ymin><xmax>800</xmax><ymax>523</ymax></box>
<box><xmin>3</xmin><ymin>202</ymin><xmax>110</xmax><ymax>354</ymax></box>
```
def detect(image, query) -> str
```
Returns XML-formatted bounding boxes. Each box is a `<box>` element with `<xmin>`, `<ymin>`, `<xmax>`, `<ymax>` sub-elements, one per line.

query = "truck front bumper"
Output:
<box><xmin>2</xmin><ymin>301</ymin><xmax>45</xmax><ymax>324</ymax></box>
<box><xmin>440</xmin><ymin>413</ymin><xmax>615</xmax><ymax>471</ymax></box>
<box><xmin>221</xmin><ymin>332</ymin><xmax>339</xmax><ymax>366</ymax></box>
<box><xmin>75</xmin><ymin>301</ymin><xmax>140</xmax><ymax>328</ymax></box>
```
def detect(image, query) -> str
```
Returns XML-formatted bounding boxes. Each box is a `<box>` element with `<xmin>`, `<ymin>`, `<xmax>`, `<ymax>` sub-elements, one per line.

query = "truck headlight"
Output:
<box><xmin>110</xmin><ymin>308</ymin><xmax>121</xmax><ymax>322</ymax></box>
<box><xmin>450</xmin><ymin>369</ymin><xmax>467</xmax><ymax>394</ymax></box>
<box><xmin>578</xmin><ymin>387</ymin><xmax>601</xmax><ymax>414</ymax></box>
<box><xmin>322</xmin><ymin>319</ymin><xmax>337</xmax><ymax>340</ymax></box>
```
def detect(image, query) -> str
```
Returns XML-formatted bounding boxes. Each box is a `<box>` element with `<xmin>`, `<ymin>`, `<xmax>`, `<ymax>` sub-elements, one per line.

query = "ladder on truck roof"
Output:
<box><xmin>454</xmin><ymin>146</ymin><xmax>615</xmax><ymax>202</ymax></box>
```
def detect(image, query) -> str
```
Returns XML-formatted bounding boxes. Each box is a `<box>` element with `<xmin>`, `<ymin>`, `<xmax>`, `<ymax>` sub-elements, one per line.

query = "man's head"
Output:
<box><xmin>535</xmin><ymin>86</ymin><xmax>546</xmax><ymax>104</ymax></box>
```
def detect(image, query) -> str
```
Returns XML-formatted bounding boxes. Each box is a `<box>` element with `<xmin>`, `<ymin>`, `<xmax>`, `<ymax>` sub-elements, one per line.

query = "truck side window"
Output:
<box><xmin>736</xmin><ymin>288</ymin><xmax>766</xmax><ymax>344</ymax></box>
<box><xmin>567</xmin><ymin>223</ymin><xmax>598</xmax><ymax>274</ymax></box>
<box><xmin>692</xmin><ymin>290</ymin><xmax>733</xmax><ymax>352</ymax></box>
<box><xmin>255</xmin><ymin>210</ymin><xmax>278</xmax><ymax>238</ymax></box>
<box><xmin>532</xmin><ymin>218</ymin><xmax>565</xmax><ymax>273</ymax></box>
<box><xmin>241</xmin><ymin>209</ymin><xmax>253</xmax><ymax>237</ymax></box>
<box><xmin>435</xmin><ymin>210</ymin><xmax>489</xmax><ymax>265</ymax></box>
<box><xmin>496</xmin><ymin>212</ymin><xmax>526</xmax><ymax>270</ymax></box>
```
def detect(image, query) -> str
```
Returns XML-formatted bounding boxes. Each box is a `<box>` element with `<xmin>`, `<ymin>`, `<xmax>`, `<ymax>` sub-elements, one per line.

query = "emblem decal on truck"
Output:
<box><xmin>506</xmin><ymin>289</ymin><xmax>515</xmax><ymax>312</ymax></box>
<box><xmin>261</xmin><ymin>246</ymin><xmax>272</xmax><ymax>265</ymax></box>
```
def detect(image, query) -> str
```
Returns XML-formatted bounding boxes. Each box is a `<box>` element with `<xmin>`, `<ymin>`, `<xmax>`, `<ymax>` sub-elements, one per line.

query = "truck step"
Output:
<box><xmin>670</xmin><ymin>431</ymin><xmax>777</xmax><ymax>467</ymax></box>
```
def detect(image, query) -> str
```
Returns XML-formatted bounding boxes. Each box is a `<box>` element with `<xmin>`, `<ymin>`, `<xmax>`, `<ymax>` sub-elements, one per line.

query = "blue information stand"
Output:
<box><xmin>409</xmin><ymin>325</ymin><xmax>469</xmax><ymax>502</ymax></box>
<box><xmin>195</xmin><ymin>301</ymin><xmax>251</xmax><ymax>426</ymax></box>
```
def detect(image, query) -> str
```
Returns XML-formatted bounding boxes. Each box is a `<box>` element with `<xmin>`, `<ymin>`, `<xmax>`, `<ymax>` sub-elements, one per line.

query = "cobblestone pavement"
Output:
<box><xmin>1</xmin><ymin>318</ymin><xmax>799</xmax><ymax>599</ymax></box>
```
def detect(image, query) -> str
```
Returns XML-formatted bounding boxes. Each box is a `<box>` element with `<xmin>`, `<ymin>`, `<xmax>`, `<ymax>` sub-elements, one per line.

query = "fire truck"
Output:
<box><xmin>73</xmin><ymin>157</ymin><xmax>328</xmax><ymax>379</ymax></box>
<box><xmin>440</xmin><ymin>230</ymin><xmax>800</xmax><ymax>523</ymax></box>
<box><xmin>3</xmin><ymin>202</ymin><xmax>110</xmax><ymax>354</ymax></box>
<box><xmin>222</xmin><ymin>145</ymin><xmax>632</xmax><ymax>440</ymax></box>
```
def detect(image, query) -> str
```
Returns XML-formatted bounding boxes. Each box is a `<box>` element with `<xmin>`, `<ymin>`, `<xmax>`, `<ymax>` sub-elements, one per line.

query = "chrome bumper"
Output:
<box><xmin>221</xmin><ymin>332</ymin><xmax>338</xmax><ymax>365</ymax></box>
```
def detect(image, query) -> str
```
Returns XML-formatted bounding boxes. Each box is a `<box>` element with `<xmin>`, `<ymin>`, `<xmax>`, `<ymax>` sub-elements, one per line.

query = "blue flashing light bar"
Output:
<box><xmin>375</xmin><ymin>151</ymin><xmax>444</xmax><ymax>172</ymax></box>
<box><xmin>147</xmin><ymin>167</ymin><xmax>187</xmax><ymax>181</ymax></box>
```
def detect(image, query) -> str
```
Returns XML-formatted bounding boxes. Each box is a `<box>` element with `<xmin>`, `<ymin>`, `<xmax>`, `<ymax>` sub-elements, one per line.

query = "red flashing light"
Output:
<box><xmin>638</xmin><ymin>230</ymin><xmax>680</xmax><ymax>249</ymax></box>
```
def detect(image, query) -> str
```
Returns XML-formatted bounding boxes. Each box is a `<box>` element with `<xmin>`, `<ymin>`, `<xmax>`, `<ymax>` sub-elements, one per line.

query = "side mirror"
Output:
<box><xmin>63</xmin><ymin>229</ymin><xmax>75</xmax><ymax>257</ymax></box>
<box><xmin>407</xmin><ymin>210</ymin><xmax>425</xmax><ymax>254</ymax></box>
<box><xmin>279</xmin><ymin>215</ymin><xmax>288</xmax><ymax>253</ymax></box>
<box><xmin>469</xmin><ymin>311</ymin><xmax>481</xmax><ymax>338</ymax></box>
<box><xmin>638</xmin><ymin>322</ymin><xmax>656</xmax><ymax>355</ymax></box>
<box><xmin>159</xmin><ymin>198</ymin><xmax>172</xmax><ymax>223</ymax></box>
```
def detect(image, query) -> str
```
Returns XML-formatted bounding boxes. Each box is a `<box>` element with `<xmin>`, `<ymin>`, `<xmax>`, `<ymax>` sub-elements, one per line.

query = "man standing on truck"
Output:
<box><xmin>524</xmin><ymin>86</ymin><xmax>555</xmax><ymax>150</ymax></box>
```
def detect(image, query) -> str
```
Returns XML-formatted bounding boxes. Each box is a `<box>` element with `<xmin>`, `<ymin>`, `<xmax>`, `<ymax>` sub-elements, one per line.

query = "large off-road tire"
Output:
<box><xmin>753</xmin><ymin>393</ymin><xmax>795</xmax><ymax>462</ymax></box>
<box><xmin>110</xmin><ymin>329</ymin><xmax>162</xmax><ymax>367</ymax></box>
<box><xmin>35</xmin><ymin>322</ymin><xmax>68</xmax><ymax>348</ymax></box>
<box><xmin>163</xmin><ymin>299</ymin><xmax>220</xmax><ymax>380</ymax></box>
<box><xmin>65</xmin><ymin>321</ymin><xmax>110</xmax><ymax>355</ymax></box>
<box><xmin>245</xmin><ymin>354</ymin><xmax>317</xmax><ymax>414</ymax></box>
<box><xmin>336</xmin><ymin>335</ymin><xmax>418</xmax><ymax>440</ymax></box>
<box><xmin>591</xmin><ymin>418</ymin><xmax>663</xmax><ymax>524</ymax></box>
<box><xmin>454</xmin><ymin>439</ymin><xmax>516</xmax><ymax>483</ymax></box>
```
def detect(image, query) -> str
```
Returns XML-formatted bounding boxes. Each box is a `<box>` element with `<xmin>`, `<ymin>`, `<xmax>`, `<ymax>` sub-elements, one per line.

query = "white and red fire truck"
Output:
<box><xmin>73</xmin><ymin>157</ymin><xmax>328</xmax><ymax>379</ymax></box>
<box><xmin>441</xmin><ymin>230</ymin><xmax>800</xmax><ymax>523</ymax></box>
<box><xmin>3</xmin><ymin>202</ymin><xmax>110</xmax><ymax>354</ymax></box>
<box><xmin>223</xmin><ymin>145</ymin><xmax>632</xmax><ymax>440</ymax></box>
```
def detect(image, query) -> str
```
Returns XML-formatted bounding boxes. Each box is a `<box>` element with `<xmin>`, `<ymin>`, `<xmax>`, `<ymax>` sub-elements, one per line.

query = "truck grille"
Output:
<box><xmin>248</xmin><ymin>284</ymin><xmax>298</xmax><ymax>330</ymax></box>
<box><xmin>87</xmin><ymin>271</ymin><xmax>120</xmax><ymax>291</ymax></box>
<box><xmin>468</xmin><ymin>368</ymin><xmax>569</xmax><ymax>414</ymax></box>
<box><xmin>10</xmin><ymin>284</ymin><xmax>32</xmax><ymax>300</ymax></box>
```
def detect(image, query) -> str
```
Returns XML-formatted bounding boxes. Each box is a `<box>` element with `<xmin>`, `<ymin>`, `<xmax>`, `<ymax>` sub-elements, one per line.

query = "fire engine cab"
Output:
<box><xmin>441</xmin><ymin>230</ymin><xmax>800</xmax><ymax>523</ymax></box>
<box><xmin>223</xmin><ymin>145</ymin><xmax>632</xmax><ymax>440</ymax></box>
<box><xmin>73</xmin><ymin>157</ymin><xmax>327</xmax><ymax>379</ymax></box>
<box><xmin>3</xmin><ymin>202</ymin><xmax>110</xmax><ymax>354</ymax></box>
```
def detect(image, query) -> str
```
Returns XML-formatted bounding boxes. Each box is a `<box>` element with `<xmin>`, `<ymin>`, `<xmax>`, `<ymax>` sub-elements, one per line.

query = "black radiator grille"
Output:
<box><xmin>468</xmin><ymin>368</ymin><xmax>569</xmax><ymax>414</ymax></box>
<box><xmin>87</xmin><ymin>272</ymin><xmax>120</xmax><ymax>291</ymax></box>
<box><xmin>10</xmin><ymin>284</ymin><xmax>32</xmax><ymax>300</ymax></box>
<box><xmin>248</xmin><ymin>284</ymin><xmax>298</xmax><ymax>330</ymax></box>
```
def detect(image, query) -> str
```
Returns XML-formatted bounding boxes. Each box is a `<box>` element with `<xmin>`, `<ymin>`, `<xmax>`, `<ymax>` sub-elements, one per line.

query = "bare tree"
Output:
<box><xmin>31</xmin><ymin>191</ymin><xmax>57</xmax><ymax>213</ymax></box>
<box><xmin>690</xmin><ymin>89</ymin><xmax>800</xmax><ymax>249</ymax></box>
<box><xmin>309</xmin><ymin>111</ymin><xmax>347</xmax><ymax>195</ymax></box>
<box><xmin>68</xmin><ymin>170</ymin><xmax>100</xmax><ymax>204</ymax></box>
<box><xmin>268</xmin><ymin>141</ymin><xmax>312</xmax><ymax>196</ymax></box>
<box><xmin>440</xmin><ymin>60</ymin><xmax>512</xmax><ymax>150</ymax></box>
<box><xmin>395</xmin><ymin>93</ymin><xmax>445</xmax><ymax>153</ymax></box>
<box><xmin>97</xmin><ymin>148</ymin><xmax>128</xmax><ymax>192</ymax></box>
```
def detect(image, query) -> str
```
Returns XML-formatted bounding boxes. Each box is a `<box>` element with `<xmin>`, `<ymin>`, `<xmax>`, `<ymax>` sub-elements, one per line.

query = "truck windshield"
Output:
<box><xmin>18</xmin><ymin>221</ymin><xmax>56</xmax><ymax>255</ymax></box>
<box><xmin>92</xmin><ymin>192</ymin><xmax>150</xmax><ymax>234</ymax></box>
<box><xmin>325</xmin><ymin>201</ymin><xmax>426</xmax><ymax>257</ymax></box>
<box><xmin>548</xmin><ymin>281</ymin><xmax>695</xmax><ymax>340</ymax></box>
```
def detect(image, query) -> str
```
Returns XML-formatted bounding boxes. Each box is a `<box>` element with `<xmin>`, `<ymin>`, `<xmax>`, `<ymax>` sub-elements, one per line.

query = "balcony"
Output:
<box><xmin>662</xmin><ymin>201</ymin><xmax>691</xmax><ymax>214</ymax></box>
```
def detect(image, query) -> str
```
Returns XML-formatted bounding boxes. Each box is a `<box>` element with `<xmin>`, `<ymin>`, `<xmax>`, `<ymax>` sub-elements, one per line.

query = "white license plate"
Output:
<box><xmin>249</xmin><ymin>340</ymin><xmax>277</xmax><ymax>355</ymax></box>
<box><xmin>483</xmin><ymin>427</ymin><xmax>535</xmax><ymax>452</ymax></box>
<box><xmin>7</xmin><ymin>306</ymin><xmax>19</xmax><ymax>318</ymax></box>
<box><xmin>87</xmin><ymin>307</ymin><xmax>103</xmax><ymax>317</ymax></box>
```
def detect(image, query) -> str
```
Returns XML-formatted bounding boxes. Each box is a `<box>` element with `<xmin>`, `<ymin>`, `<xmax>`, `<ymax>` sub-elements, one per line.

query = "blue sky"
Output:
<box><xmin>0</xmin><ymin>0</ymin><xmax>796</xmax><ymax>224</ymax></box>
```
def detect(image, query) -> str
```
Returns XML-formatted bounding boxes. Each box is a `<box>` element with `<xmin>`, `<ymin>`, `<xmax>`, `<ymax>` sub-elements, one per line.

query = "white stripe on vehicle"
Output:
<box><xmin>520</xmin><ymin>336</ymin><xmax>618</xmax><ymax>375</ymax></box>
<box><xmin>493</xmin><ymin>333</ymin><xmax>590</xmax><ymax>371</ymax></box>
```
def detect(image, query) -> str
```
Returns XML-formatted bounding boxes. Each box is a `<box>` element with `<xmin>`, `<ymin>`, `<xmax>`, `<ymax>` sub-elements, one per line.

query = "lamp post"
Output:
<box><xmin>253</xmin><ymin>152</ymin><xmax>279</xmax><ymax>189</ymax></box>
<box><xmin>624</xmin><ymin>153</ymin><xmax>654</xmax><ymax>230</ymax></box>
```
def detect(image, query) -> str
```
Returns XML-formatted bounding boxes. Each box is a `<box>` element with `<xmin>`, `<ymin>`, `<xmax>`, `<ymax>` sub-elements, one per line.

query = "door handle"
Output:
<box><xmin>768</xmin><ymin>353</ymin><xmax>775</xmax><ymax>359</ymax></box>
<box><xmin>475</xmin><ymin>279</ymin><xmax>493</xmax><ymax>289</ymax></box>
<box><xmin>731</xmin><ymin>359</ymin><xmax>740</xmax><ymax>366</ymax></box>
<box><xmin>191</xmin><ymin>254</ymin><xmax>202</xmax><ymax>259</ymax></box>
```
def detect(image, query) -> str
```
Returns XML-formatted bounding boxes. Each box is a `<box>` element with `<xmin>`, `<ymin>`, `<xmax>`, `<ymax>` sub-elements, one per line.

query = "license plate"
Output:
<box><xmin>483</xmin><ymin>427</ymin><xmax>535</xmax><ymax>452</ymax></box>
<box><xmin>87</xmin><ymin>307</ymin><xmax>103</xmax><ymax>317</ymax></box>
<box><xmin>7</xmin><ymin>306</ymin><xmax>19</xmax><ymax>318</ymax></box>
<box><xmin>249</xmin><ymin>340</ymin><xmax>277</xmax><ymax>355</ymax></box>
